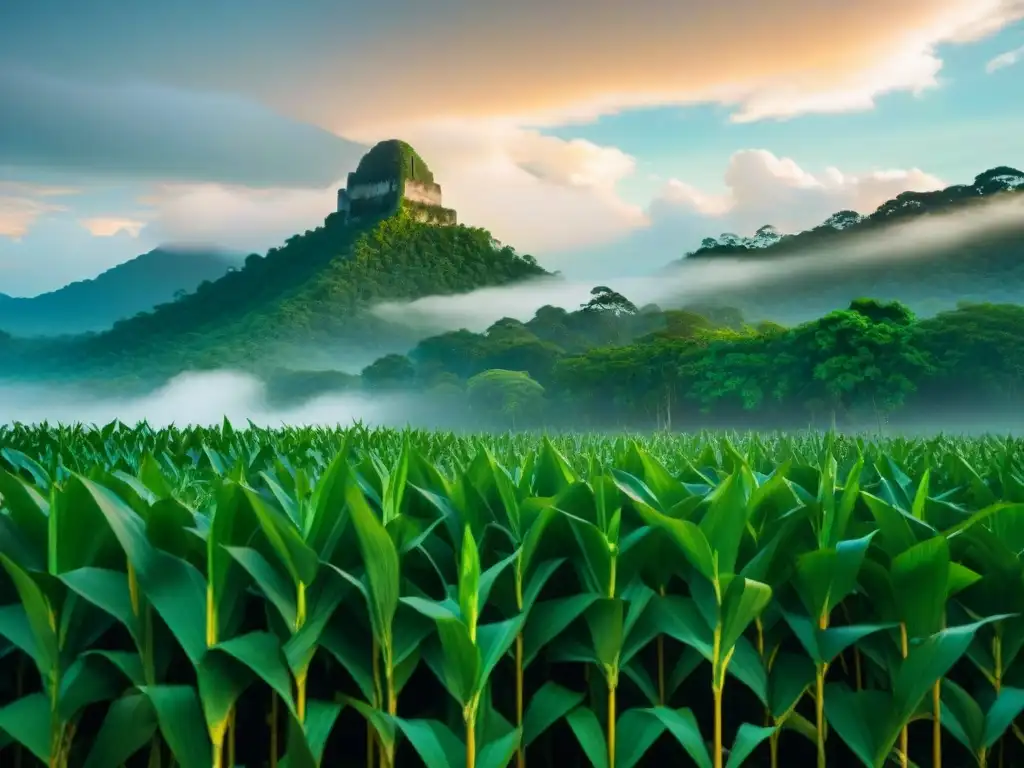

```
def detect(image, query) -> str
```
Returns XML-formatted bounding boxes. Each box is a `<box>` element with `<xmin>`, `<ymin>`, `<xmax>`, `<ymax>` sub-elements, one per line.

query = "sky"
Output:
<box><xmin>1</xmin><ymin>0</ymin><xmax>1022</xmax><ymax>296</ymax></box>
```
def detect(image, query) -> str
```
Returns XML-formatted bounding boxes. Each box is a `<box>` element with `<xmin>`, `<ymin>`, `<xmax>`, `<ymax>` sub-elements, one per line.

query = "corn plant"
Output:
<box><xmin>1</xmin><ymin>423</ymin><xmax>1024</xmax><ymax>766</ymax></box>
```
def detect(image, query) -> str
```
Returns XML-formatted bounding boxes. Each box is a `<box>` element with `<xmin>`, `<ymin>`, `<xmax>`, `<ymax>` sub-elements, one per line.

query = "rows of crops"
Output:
<box><xmin>2</xmin><ymin>422</ymin><xmax>1024</xmax><ymax>767</ymax></box>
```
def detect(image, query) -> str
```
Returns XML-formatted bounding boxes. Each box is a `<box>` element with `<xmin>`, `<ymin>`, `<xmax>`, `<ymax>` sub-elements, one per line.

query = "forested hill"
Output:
<box><xmin>666</xmin><ymin>166</ymin><xmax>1024</xmax><ymax>322</ymax></box>
<box><xmin>0</xmin><ymin>139</ymin><xmax>549</xmax><ymax>381</ymax></box>
<box><xmin>16</xmin><ymin>211</ymin><xmax>547</xmax><ymax>380</ymax></box>
<box><xmin>0</xmin><ymin>247</ymin><xmax>241</xmax><ymax>337</ymax></box>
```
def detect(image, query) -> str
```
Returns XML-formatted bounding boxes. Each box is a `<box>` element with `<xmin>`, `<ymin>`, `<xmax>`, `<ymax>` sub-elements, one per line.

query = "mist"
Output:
<box><xmin>4</xmin><ymin>369</ymin><xmax>1024</xmax><ymax>438</ymax></box>
<box><xmin>0</xmin><ymin>371</ymin><xmax>456</xmax><ymax>429</ymax></box>
<box><xmin>372</xmin><ymin>192</ymin><xmax>1024</xmax><ymax>333</ymax></box>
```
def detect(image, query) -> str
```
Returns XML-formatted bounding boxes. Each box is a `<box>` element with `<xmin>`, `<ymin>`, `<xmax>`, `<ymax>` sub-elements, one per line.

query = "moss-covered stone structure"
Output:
<box><xmin>336</xmin><ymin>139</ymin><xmax>457</xmax><ymax>225</ymax></box>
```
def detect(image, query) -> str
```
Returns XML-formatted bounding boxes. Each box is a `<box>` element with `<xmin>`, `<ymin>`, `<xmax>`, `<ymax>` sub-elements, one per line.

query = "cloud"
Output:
<box><xmin>0</xmin><ymin>183</ymin><xmax>80</xmax><ymax>240</ymax></box>
<box><xmin>374</xmin><ymin>191</ymin><xmax>1024</xmax><ymax>333</ymax></box>
<box><xmin>546</xmin><ymin>149</ymin><xmax>946</xmax><ymax>276</ymax></box>
<box><xmin>0</xmin><ymin>197</ymin><xmax>66</xmax><ymax>240</ymax></box>
<box><xmin>126</xmin><ymin>140</ymin><xmax>945</xmax><ymax>283</ymax></box>
<box><xmin>655</xmin><ymin>150</ymin><xmax>945</xmax><ymax>238</ymax></box>
<box><xmin>0</xmin><ymin>69</ymin><xmax>368</xmax><ymax>188</ymax></box>
<box><xmin>986</xmin><ymin>44</ymin><xmax>1024</xmax><ymax>72</ymax></box>
<box><xmin>282</xmin><ymin>0</ymin><xmax>1024</xmax><ymax>132</ymax></box>
<box><xmin>132</xmin><ymin>125</ymin><xmax>646</xmax><ymax>256</ymax></box>
<box><xmin>142</xmin><ymin>182</ymin><xmax>339</xmax><ymax>253</ymax></box>
<box><xmin>3</xmin><ymin>1</ymin><xmax>1021</xmax><ymax>136</ymax></box>
<box><xmin>397</xmin><ymin>123</ymin><xmax>647</xmax><ymax>253</ymax></box>
<box><xmin>0</xmin><ymin>214</ymin><xmax>151</xmax><ymax>296</ymax></box>
<box><xmin>79</xmin><ymin>217</ymin><xmax>147</xmax><ymax>238</ymax></box>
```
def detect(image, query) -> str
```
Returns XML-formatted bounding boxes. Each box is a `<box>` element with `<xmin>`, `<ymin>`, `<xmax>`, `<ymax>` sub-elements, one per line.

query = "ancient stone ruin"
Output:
<box><xmin>336</xmin><ymin>140</ymin><xmax>457</xmax><ymax>225</ymax></box>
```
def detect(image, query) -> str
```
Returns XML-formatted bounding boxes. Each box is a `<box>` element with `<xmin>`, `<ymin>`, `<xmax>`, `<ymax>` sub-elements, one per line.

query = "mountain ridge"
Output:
<box><xmin>678</xmin><ymin>165</ymin><xmax>1024</xmax><ymax>259</ymax></box>
<box><xmin>662</xmin><ymin>165</ymin><xmax>1024</xmax><ymax>323</ymax></box>
<box><xmin>0</xmin><ymin>247</ymin><xmax>243</xmax><ymax>337</ymax></box>
<box><xmin>5</xmin><ymin>140</ymin><xmax>549</xmax><ymax>381</ymax></box>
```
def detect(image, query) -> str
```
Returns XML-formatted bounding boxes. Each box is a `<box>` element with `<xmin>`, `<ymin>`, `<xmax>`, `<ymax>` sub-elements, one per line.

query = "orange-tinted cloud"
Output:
<box><xmin>0</xmin><ymin>183</ymin><xmax>77</xmax><ymax>239</ymax></box>
<box><xmin>275</xmin><ymin>0</ymin><xmax>1024</xmax><ymax>132</ymax></box>
<box><xmin>78</xmin><ymin>217</ymin><xmax>147</xmax><ymax>238</ymax></box>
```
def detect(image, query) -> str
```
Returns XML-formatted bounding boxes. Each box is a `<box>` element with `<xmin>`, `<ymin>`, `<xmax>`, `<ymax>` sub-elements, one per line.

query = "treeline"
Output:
<box><xmin>4</xmin><ymin>213</ymin><xmax>548</xmax><ymax>382</ymax></box>
<box><xmin>683</xmin><ymin>166</ymin><xmax>1024</xmax><ymax>260</ymax></box>
<box><xmin>279</xmin><ymin>288</ymin><xmax>1024</xmax><ymax>430</ymax></box>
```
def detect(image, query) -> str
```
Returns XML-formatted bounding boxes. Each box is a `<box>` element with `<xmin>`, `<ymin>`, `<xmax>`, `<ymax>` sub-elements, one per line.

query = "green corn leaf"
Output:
<box><xmin>982</xmin><ymin>686</ymin><xmax>1024</xmax><ymax>749</ymax></box>
<box><xmin>698</xmin><ymin>471</ymin><xmax>752</xmax><ymax>575</ymax></box>
<box><xmin>58</xmin><ymin>652</ymin><xmax>125</xmax><ymax>721</ymax></box>
<box><xmin>891</xmin><ymin>535</ymin><xmax>950</xmax><ymax>638</ymax></box>
<box><xmin>0</xmin><ymin>468</ymin><xmax>49</xmax><ymax>556</ymax></box>
<box><xmin>585</xmin><ymin>597</ymin><xmax>624</xmax><ymax>680</ymax></box>
<box><xmin>223</xmin><ymin>545</ymin><xmax>298</xmax><ymax>629</ymax></box>
<box><xmin>612</xmin><ymin>469</ymin><xmax>716</xmax><ymax>582</ymax></box>
<box><xmin>614</xmin><ymin>708</ymin><xmax>667</xmax><ymax>768</ymax></box>
<box><xmin>523</xmin><ymin>681</ymin><xmax>585</xmax><ymax>747</ymax></box>
<box><xmin>565</xmin><ymin>706</ymin><xmax>609</xmax><ymax>768</ymax></box>
<box><xmin>768</xmin><ymin>652</ymin><xmax>815</xmax><ymax>719</ymax></box>
<box><xmin>0</xmin><ymin>692</ymin><xmax>52</xmax><ymax>763</ymax></box>
<box><xmin>720</xmin><ymin>577</ymin><xmax>772</xmax><ymax>653</ymax></box>
<box><xmin>303</xmin><ymin>443</ymin><xmax>351</xmax><ymax>560</ymax></box>
<box><xmin>477</xmin><ymin>726</ymin><xmax>521</xmax><ymax>768</ymax></box>
<box><xmin>523</xmin><ymin>592</ymin><xmax>599</xmax><ymax>667</ymax></box>
<box><xmin>725</xmin><ymin>724</ymin><xmax>776</xmax><ymax>768</ymax></box>
<box><xmin>279</xmin><ymin>699</ymin><xmax>344</xmax><ymax>768</ymax></box>
<box><xmin>140</xmin><ymin>685</ymin><xmax>212</xmax><ymax>768</ymax></box>
<box><xmin>477</xmin><ymin>614</ymin><xmax>525</xmax><ymax>686</ymax></box>
<box><xmin>0</xmin><ymin>553</ymin><xmax>58</xmax><ymax>676</ymax></box>
<box><xmin>823</xmin><ymin>685</ymin><xmax>893</xmax><ymax>767</ymax></box>
<box><xmin>938</xmin><ymin>678</ymin><xmax>984</xmax><ymax>754</ymax></box>
<box><xmin>643</xmin><ymin>706</ymin><xmax>712</xmax><ymax>768</ymax></box>
<box><xmin>458</xmin><ymin>524</ymin><xmax>481</xmax><ymax>636</ymax></box>
<box><xmin>520</xmin><ymin>556</ymin><xmax>564</xmax><ymax>612</ymax></box>
<box><xmin>435</xmin><ymin>616</ymin><xmax>480</xmax><ymax>706</ymax></box>
<box><xmin>390</xmin><ymin>716</ymin><xmax>466</xmax><ymax>768</ymax></box>
<box><xmin>793</xmin><ymin>532</ymin><xmax>875</xmax><ymax>623</ymax></box>
<box><xmin>59</xmin><ymin>567</ymin><xmax>141</xmax><ymax>645</ymax></box>
<box><xmin>345</xmin><ymin>477</ymin><xmax>400</xmax><ymax>653</ymax></box>
<box><xmin>212</xmin><ymin>631</ymin><xmax>297</xmax><ymax>713</ymax></box>
<box><xmin>241</xmin><ymin>486</ymin><xmax>319</xmax><ymax>587</ymax></box>
<box><xmin>82</xmin><ymin>693</ymin><xmax>159</xmax><ymax>768</ymax></box>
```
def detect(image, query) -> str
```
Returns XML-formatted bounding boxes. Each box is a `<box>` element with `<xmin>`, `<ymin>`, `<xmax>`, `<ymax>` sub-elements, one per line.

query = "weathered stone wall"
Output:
<box><xmin>403</xmin><ymin>180</ymin><xmax>443</xmax><ymax>207</ymax></box>
<box><xmin>335</xmin><ymin>164</ymin><xmax>449</xmax><ymax>222</ymax></box>
<box><xmin>349</xmin><ymin>180</ymin><xmax>400</xmax><ymax>201</ymax></box>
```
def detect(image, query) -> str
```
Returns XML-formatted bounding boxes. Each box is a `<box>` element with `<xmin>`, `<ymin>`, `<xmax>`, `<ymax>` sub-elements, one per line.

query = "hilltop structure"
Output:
<box><xmin>336</xmin><ymin>139</ymin><xmax>457</xmax><ymax>226</ymax></box>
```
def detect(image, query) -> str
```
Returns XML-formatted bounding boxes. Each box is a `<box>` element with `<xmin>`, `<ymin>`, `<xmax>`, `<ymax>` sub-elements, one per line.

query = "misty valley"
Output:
<box><xmin>3</xmin><ymin>137</ymin><xmax>1024</xmax><ymax>768</ymax></box>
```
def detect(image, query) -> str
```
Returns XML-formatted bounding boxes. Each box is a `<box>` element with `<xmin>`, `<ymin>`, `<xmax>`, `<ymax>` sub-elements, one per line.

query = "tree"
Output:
<box><xmin>466</xmin><ymin>369</ymin><xmax>546</xmax><ymax>428</ymax></box>
<box><xmin>787</xmin><ymin>305</ymin><xmax>932</xmax><ymax>422</ymax></box>
<box><xmin>361</xmin><ymin>353</ymin><xmax>416</xmax><ymax>389</ymax></box>
<box><xmin>581</xmin><ymin>286</ymin><xmax>637</xmax><ymax>316</ymax></box>
<box><xmin>848</xmin><ymin>298</ymin><xmax>915</xmax><ymax>326</ymax></box>
<box><xmin>823</xmin><ymin>210</ymin><xmax>863</xmax><ymax>230</ymax></box>
<box><xmin>751</xmin><ymin>225</ymin><xmax>781</xmax><ymax>248</ymax></box>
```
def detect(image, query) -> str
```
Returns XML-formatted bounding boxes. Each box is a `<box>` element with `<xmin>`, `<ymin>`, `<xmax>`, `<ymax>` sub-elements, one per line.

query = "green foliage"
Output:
<box><xmin>362</xmin><ymin>354</ymin><xmax>416</xmax><ymax>390</ymax></box>
<box><xmin>348</xmin><ymin>139</ymin><xmax>435</xmax><ymax>187</ymax></box>
<box><xmin>674</xmin><ymin>168</ymin><xmax>1024</xmax><ymax>323</ymax></box>
<box><xmin>466</xmin><ymin>369</ymin><xmax>546</xmax><ymax>427</ymax></box>
<box><xmin>2</xmin><ymin>425</ymin><xmax>1024</xmax><ymax>766</ymax></box>
<box><xmin>14</xmin><ymin>213</ymin><xmax>546</xmax><ymax>381</ymax></box>
<box><xmin>394</xmin><ymin>297</ymin><xmax>1024</xmax><ymax>430</ymax></box>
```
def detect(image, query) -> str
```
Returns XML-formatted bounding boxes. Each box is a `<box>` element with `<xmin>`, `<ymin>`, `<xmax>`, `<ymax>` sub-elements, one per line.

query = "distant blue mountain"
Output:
<box><xmin>0</xmin><ymin>247</ymin><xmax>243</xmax><ymax>337</ymax></box>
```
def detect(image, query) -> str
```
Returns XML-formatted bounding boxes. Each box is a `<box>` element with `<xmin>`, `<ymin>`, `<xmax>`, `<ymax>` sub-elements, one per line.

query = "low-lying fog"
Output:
<box><xmin>1</xmin><ymin>370</ymin><xmax>1022</xmax><ymax>436</ymax></box>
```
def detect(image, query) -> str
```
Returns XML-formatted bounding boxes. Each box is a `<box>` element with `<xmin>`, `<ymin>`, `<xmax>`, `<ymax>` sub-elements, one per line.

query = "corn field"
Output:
<box><xmin>2</xmin><ymin>422</ymin><xmax>1024</xmax><ymax>768</ymax></box>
